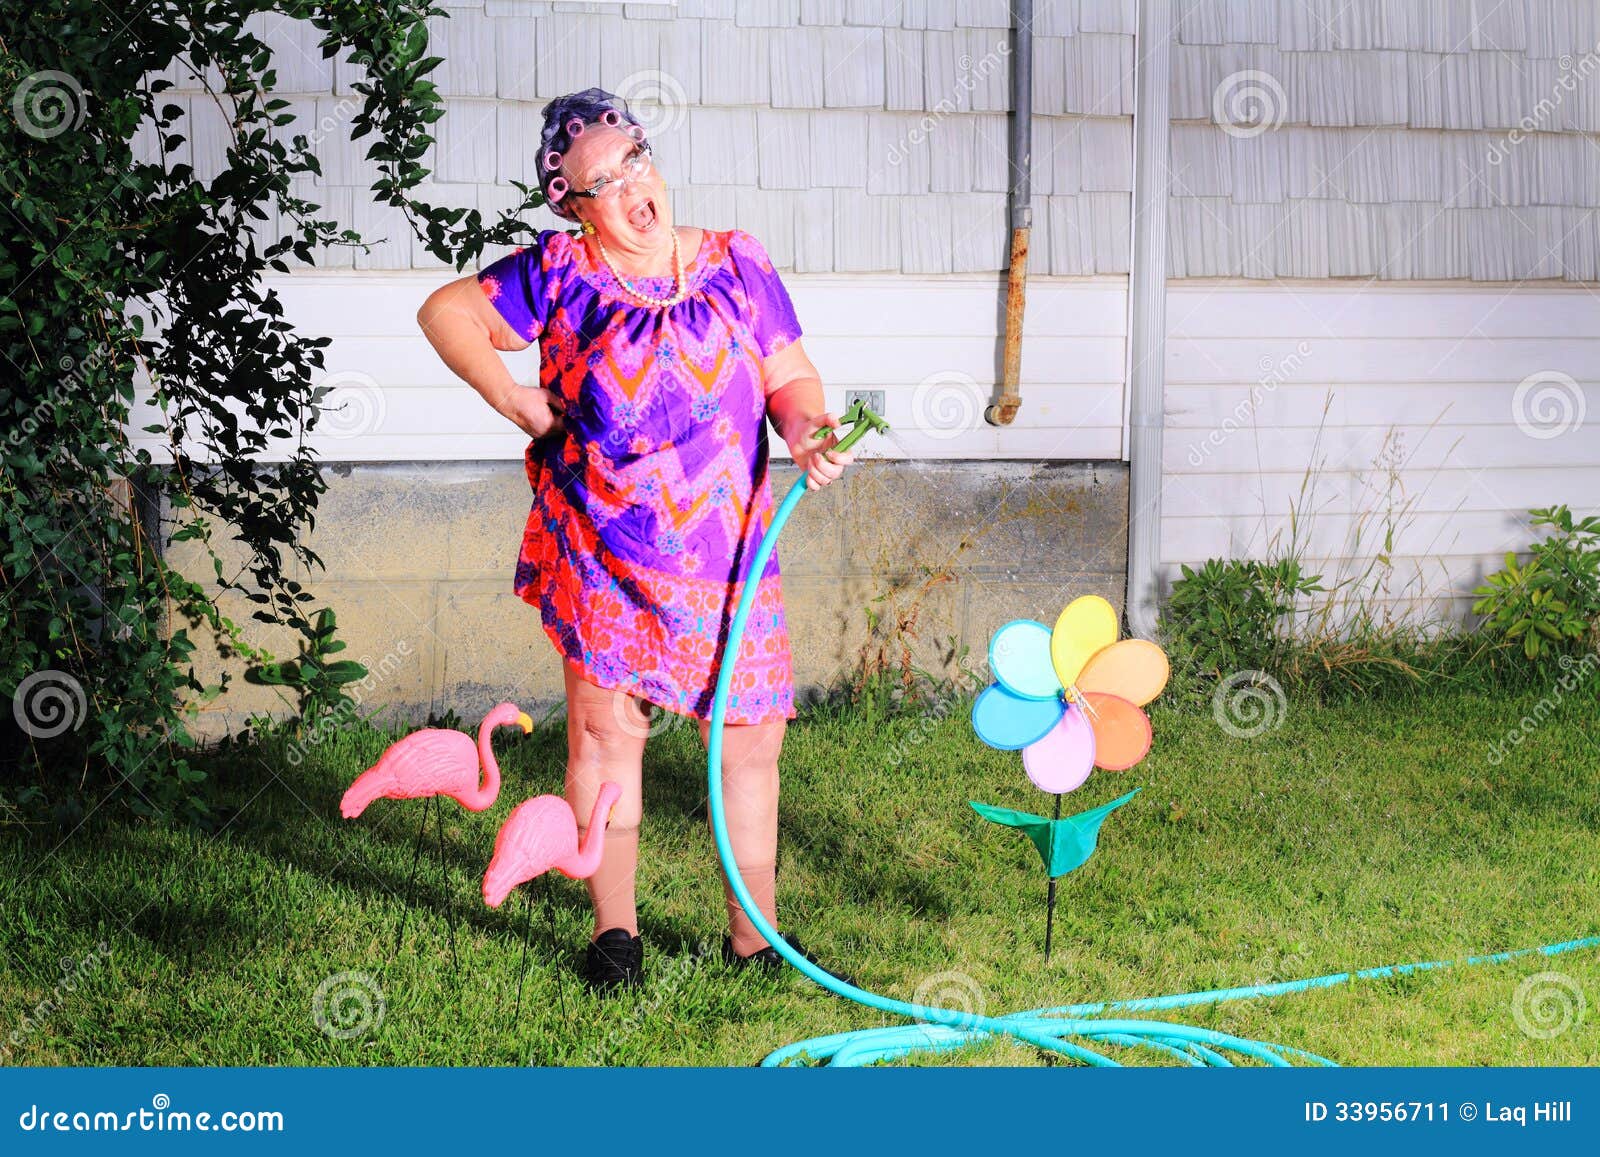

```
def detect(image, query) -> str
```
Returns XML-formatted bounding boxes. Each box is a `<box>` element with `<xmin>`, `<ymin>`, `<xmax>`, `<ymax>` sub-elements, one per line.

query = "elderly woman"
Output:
<box><xmin>416</xmin><ymin>88</ymin><xmax>854</xmax><ymax>994</ymax></box>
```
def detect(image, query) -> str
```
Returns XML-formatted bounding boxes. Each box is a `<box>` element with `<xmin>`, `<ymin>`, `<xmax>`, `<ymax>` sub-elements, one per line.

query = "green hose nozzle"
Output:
<box><xmin>811</xmin><ymin>398</ymin><xmax>889</xmax><ymax>454</ymax></box>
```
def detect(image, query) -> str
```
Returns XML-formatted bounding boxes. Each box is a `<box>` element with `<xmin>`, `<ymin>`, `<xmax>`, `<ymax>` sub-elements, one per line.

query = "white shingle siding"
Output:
<box><xmin>757</xmin><ymin>107</ymin><xmax>814</xmax><ymax>189</ymax></box>
<box><xmin>248</xmin><ymin>11</ymin><xmax>335</xmax><ymax>94</ymax></box>
<box><xmin>822</xmin><ymin>26</ymin><xmax>886</xmax><ymax>107</ymax></box>
<box><xmin>1170</xmin><ymin>0</ymin><xmax>1600</xmax><ymax>281</ymax></box>
<box><xmin>433</xmin><ymin>100</ymin><xmax>500</xmax><ymax>184</ymax></box>
<box><xmin>809</xmin><ymin>109</ymin><xmax>869</xmax><ymax>186</ymax></box>
<box><xmin>866</xmin><ymin>112</ymin><xmax>933</xmax><ymax>193</ymax></box>
<box><xmin>138</xmin><ymin>4</ymin><xmax>1597</xmax><ymax>282</ymax></box>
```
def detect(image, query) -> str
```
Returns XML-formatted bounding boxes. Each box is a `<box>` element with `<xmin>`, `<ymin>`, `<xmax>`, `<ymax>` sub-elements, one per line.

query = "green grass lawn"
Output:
<box><xmin>3</xmin><ymin>686</ymin><xmax>1598</xmax><ymax>1066</ymax></box>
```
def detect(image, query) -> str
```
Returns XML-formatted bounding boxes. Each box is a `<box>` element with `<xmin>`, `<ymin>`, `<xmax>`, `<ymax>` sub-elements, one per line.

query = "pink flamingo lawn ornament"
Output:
<box><xmin>339</xmin><ymin>702</ymin><xmax>533</xmax><ymax>967</ymax></box>
<box><xmin>340</xmin><ymin>701</ymin><xmax>533</xmax><ymax>818</ymax></box>
<box><xmin>484</xmin><ymin>782</ymin><xmax>623</xmax><ymax>1024</ymax></box>
<box><xmin>482</xmin><ymin>781</ymin><xmax>623</xmax><ymax>908</ymax></box>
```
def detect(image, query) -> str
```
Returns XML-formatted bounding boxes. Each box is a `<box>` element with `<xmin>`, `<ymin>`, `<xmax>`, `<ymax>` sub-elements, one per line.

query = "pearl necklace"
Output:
<box><xmin>594</xmin><ymin>226</ymin><xmax>690</xmax><ymax>308</ymax></box>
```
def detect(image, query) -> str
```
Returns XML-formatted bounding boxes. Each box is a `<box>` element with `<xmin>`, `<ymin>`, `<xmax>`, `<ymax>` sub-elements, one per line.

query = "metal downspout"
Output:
<box><xmin>985</xmin><ymin>0</ymin><xmax>1032</xmax><ymax>426</ymax></box>
<box><xmin>1125</xmin><ymin>0</ymin><xmax>1170</xmax><ymax>639</ymax></box>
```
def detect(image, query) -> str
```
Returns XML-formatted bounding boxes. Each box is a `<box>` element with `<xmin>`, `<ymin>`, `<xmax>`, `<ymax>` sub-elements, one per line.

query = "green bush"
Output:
<box><xmin>1</xmin><ymin>2</ymin><xmax>541</xmax><ymax>827</ymax></box>
<box><xmin>1472</xmin><ymin>505</ymin><xmax>1600</xmax><ymax>663</ymax></box>
<box><xmin>1161</xmin><ymin>557</ymin><xmax>1324</xmax><ymax>678</ymax></box>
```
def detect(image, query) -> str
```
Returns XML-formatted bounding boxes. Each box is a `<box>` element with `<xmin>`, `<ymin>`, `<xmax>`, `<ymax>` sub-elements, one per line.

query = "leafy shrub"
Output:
<box><xmin>2</xmin><ymin>2</ymin><xmax>540</xmax><ymax>826</ymax></box>
<box><xmin>1472</xmin><ymin>505</ymin><xmax>1600</xmax><ymax>662</ymax></box>
<box><xmin>1161</xmin><ymin>557</ymin><xmax>1325</xmax><ymax>677</ymax></box>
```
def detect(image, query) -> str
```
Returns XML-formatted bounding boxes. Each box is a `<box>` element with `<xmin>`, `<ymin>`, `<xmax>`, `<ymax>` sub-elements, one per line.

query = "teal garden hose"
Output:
<box><xmin>704</xmin><ymin>402</ymin><xmax>1600</xmax><ymax>1068</ymax></box>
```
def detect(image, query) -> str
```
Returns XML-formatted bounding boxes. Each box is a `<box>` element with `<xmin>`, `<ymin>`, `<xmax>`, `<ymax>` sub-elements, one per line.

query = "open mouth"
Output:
<box><xmin>627</xmin><ymin>198</ymin><xmax>658</xmax><ymax>232</ymax></box>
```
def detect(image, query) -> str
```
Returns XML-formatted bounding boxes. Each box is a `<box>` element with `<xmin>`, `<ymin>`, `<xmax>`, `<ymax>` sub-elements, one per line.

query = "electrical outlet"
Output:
<box><xmin>845</xmin><ymin>389</ymin><xmax>885</xmax><ymax>415</ymax></box>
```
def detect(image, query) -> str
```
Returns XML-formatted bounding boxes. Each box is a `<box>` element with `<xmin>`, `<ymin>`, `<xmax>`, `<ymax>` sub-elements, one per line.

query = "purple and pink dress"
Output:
<box><xmin>476</xmin><ymin>227</ymin><xmax>800</xmax><ymax>725</ymax></box>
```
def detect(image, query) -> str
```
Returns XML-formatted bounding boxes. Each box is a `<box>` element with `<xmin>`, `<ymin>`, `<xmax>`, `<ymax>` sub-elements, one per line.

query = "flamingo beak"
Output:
<box><xmin>516</xmin><ymin>711</ymin><xmax>534</xmax><ymax>733</ymax></box>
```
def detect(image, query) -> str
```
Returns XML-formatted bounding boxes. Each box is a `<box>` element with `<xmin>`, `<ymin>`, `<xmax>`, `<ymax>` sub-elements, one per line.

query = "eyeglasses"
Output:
<box><xmin>570</xmin><ymin>143</ymin><xmax>654</xmax><ymax>201</ymax></box>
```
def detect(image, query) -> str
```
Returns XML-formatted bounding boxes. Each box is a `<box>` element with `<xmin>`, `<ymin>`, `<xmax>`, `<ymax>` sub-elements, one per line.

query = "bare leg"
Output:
<box><xmin>697</xmin><ymin>716</ymin><xmax>784</xmax><ymax>956</ymax></box>
<box><xmin>563</xmin><ymin>660</ymin><xmax>647</xmax><ymax>941</ymax></box>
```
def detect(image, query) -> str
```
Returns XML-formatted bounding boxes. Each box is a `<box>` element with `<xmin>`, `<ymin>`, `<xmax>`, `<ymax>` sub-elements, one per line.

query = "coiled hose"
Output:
<box><xmin>705</xmin><ymin>464</ymin><xmax>1600</xmax><ymax>1068</ymax></box>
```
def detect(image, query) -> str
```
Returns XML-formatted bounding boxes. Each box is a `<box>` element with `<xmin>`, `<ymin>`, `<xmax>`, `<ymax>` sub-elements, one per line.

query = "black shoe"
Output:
<box><xmin>581</xmin><ymin>927</ymin><xmax>643</xmax><ymax>994</ymax></box>
<box><xmin>722</xmin><ymin>932</ymin><xmax>858</xmax><ymax>988</ymax></box>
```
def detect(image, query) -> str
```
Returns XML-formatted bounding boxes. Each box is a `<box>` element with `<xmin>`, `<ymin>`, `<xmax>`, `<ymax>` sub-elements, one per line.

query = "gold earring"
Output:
<box><xmin>581</xmin><ymin>218</ymin><xmax>596</xmax><ymax>235</ymax></box>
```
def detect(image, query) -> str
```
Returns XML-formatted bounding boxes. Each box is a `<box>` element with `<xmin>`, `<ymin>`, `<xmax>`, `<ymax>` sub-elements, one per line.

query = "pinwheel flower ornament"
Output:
<box><xmin>967</xmin><ymin>596</ymin><xmax>1171</xmax><ymax>960</ymax></box>
<box><xmin>971</xmin><ymin>595</ymin><xmax>1170</xmax><ymax>791</ymax></box>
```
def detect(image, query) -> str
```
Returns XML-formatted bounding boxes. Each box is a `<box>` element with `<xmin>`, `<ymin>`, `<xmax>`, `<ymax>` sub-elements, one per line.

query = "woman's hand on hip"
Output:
<box><xmin>498</xmin><ymin>385</ymin><xmax>566</xmax><ymax>440</ymax></box>
<box><xmin>783</xmin><ymin>412</ymin><xmax>855</xmax><ymax>491</ymax></box>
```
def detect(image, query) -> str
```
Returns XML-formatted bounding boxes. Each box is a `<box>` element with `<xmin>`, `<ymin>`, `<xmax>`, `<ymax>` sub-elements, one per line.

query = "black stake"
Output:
<box><xmin>1043</xmin><ymin>792</ymin><xmax>1063</xmax><ymax>963</ymax></box>
<box><xmin>514</xmin><ymin>886</ymin><xmax>533</xmax><ymax>1023</ymax></box>
<box><xmin>435</xmin><ymin>796</ymin><xmax>460</xmax><ymax>977</ymax></box>
<box><xmin>542</xmin><ymin>875</ymin><xmax>568</xmax><ymax>1026</ymax></box>
<box><xmin>394</xmin><ymin>796</ymin><xmax>432</xmax><ymax>957</ymax></box>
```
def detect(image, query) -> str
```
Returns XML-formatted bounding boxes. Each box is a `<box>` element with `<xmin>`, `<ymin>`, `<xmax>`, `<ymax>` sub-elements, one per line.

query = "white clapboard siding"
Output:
<box><xmin>1161</xmin><ymin>282</ymin><xmax>1600</xmax><ymax>620</ymax></box>
<box><xmin>124</xmin><ymin>272</ymin><xmax>1130</xmax><ymax>464</ymax></box>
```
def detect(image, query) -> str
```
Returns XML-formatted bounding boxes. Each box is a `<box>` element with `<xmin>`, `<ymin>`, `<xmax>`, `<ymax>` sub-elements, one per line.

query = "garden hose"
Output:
<box><xmin>704</xmin><ymin>403</ymin><xmax>1600</xmax><ymax>1067</ymax></box>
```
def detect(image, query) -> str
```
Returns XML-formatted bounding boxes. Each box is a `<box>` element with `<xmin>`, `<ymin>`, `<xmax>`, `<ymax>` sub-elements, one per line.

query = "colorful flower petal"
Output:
<box><xmin>1021</xmin><ymin>702</ymin><xmax>1097</xmax><ymax>793</ymax></box>
<box><xmin>971</xmin><ymin>683</ymin><xmax>1064</xmax><ymax>751</ymax></box>
<box><xmin>988</xmin><ymin>619</ymin><xmax>1060</xmax><ymax>701</ymax></box>
<box><xmin>1082</xmin><ymin>691</ymin><xmax>1153</xmax><ymax>770</ymax></box>
<box><xmin>1078</xmin><ymin>638</ymin><xmax>1171</xmax><ymax>707</ymax></box>
<box><xmin>1050</xmin><ymin>595</ymin><xmax>1119</xmax><ymax>690</ymax></box>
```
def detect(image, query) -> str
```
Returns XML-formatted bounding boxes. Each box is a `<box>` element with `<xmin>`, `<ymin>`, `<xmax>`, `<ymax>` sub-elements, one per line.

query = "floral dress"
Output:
<box><xmin>476</xmin><ymin>227</ymin><xmax>801</xmax><ymax>725</ymax></box>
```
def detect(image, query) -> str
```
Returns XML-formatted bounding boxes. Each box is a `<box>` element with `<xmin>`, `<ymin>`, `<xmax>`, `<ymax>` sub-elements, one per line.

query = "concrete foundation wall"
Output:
<box><xmin>162</xmin><ymin>459</ymin><xmax>1128</xmax><ymax>743</ymax></box>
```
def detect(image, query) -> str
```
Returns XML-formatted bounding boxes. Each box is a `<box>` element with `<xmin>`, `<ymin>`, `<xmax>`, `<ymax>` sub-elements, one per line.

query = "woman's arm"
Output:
<box><xmin>762</xmin><ymin>339</ymin><xmax>853</xmax><ymax>491</ymax></box>
<box><xmin>416</xmin><ymin>275</ymin><xmax>563</xmax><ymax>440</ymax></box>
